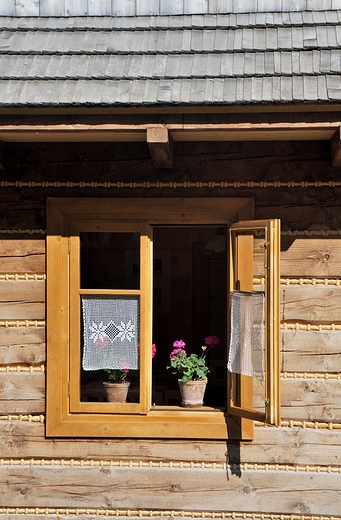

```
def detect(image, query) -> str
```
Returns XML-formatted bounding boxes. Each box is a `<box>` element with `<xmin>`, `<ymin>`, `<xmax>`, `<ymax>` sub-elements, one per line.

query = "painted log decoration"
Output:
<box><xmin>1</xmin><ymin>137</ymin><xmax>341</xmax><ymax>517</ymax></box>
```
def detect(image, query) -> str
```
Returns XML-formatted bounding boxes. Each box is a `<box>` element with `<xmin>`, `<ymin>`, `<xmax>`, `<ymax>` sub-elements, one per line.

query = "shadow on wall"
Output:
<box><xmin>226</xmin><ymin>442</ymin><xmax>242</xmax><ymax>479</ymax></box>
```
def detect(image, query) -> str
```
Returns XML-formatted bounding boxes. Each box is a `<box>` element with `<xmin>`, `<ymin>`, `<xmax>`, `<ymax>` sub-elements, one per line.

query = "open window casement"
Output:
<box><xmin>228</xmin><ymin>220</ymin><xmax>281</xmax><ymax>427</ymax></box>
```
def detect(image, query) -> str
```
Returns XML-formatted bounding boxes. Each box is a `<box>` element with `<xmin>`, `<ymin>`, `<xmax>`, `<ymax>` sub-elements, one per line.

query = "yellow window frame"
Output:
<box><xmin>46</xmin><ymin>197</ymin><xmax>280</xmax><ymax>439</ymax></box>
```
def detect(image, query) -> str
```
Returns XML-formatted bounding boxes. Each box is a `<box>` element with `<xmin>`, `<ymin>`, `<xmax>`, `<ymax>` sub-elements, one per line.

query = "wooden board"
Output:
<box><xmin>184</xmin><ymin>0</ymin><xmax>207</xmax><ymax>13</ymax></box>
<box><xmin>160</xmin><ymin>0</ymin><xmax>183</xmax><ymax>15</ymax></box>
<box><xmin>88</xmin><ymin>0</ymin><xmax>111</xmax><ymax>15</ymax></box>
<box><xmin>0</xmin><ymin>239</ymin><xmax>45</xmax><ymax>274</ymax></box>
<box><xmin>0</xmin><ymin>280</ymin><xmax>45</xmax><ymax>320</ymax></box>
<box><xmin>280</xmin><ymin>379</ymin><xmax>341</xmax><ymax>422</ymax></box>
<box><xmin>253</xmin><ymin>238</ymin><xmax>341</xmax><ymax>278</ymax></box>
<box><xmin>282</xmin><ymin>329</ymin><xmax>341</xmax><ymax>372</ymax></box>
<box><xmin>280</xmin><ymin>284</ymin><xmax>341</xmax><ymax>323</ymax></box>
<box><xmin>136</xmin><ymin>0</ymin><xmax>159</xmax><ymax>15</ymax></box>
<box><xmin>1</xmin><ymin>420</ymin><xmax>341</xmax><ymax>466</ymax></box>
<box><xmin>14</xmin><ymin>0</ymin><xmax>39</xmax><ymax>16</ymax></box>
<box><xmin>280</xmin><ymin>238</ymin><xmax>341</xmax><ymax>278</ymax></box>
<box><xmin>0</xmin><ymin>326</ymin><xmax>45</xmax><ymax>365</ymax></box>
<box><xmin>252</xmin><ymin>377</ymin><xmax>341</xmax><ymax>422</ymax></box>
<box><xmin>0</xmin><ymin>0</ymin><xmax>14</xmax><ymax>15</ymax></box>
<box><xmin>0</xmin><ymin>373</ymin><xmax>45</xmax><ymax>414</ymax></box>
<box><xmin>40</xmin><ymin>0</ymin><xmax>63</xmax><ymax>15</ymax></box>
<box><xmin>65</xmin><ymin>0</ymin><xmax>88</xmax><ymax>15</ymax></box>
<box><xmin>254</xmin><ymin>283</ymin><xmax>341</xmax><ymax>323</ymax></box>
<box><xmin>0</xmin><ymin>464</ymin><xmax>340</xmax><ymax>515</ymax></box>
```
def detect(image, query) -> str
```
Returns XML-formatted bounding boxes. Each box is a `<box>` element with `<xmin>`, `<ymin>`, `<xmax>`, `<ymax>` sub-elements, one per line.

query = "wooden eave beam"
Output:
<box><xmin>0</xmin><ymin>123</ymin><xmax>338</xmax><ymax>143</ymax></box>
<box><xmin>147</xmin><ymin>126</ymin><xmax>174</xmax><ymax>168</ymax></box>
<box><xmin>330</xmin><ymin>127</ymin><xmax>341</xmax><ymax>167</ymax></box>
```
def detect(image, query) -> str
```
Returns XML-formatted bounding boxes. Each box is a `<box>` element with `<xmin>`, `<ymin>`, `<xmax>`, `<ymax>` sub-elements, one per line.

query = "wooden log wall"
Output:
<box><xmin>1</xmin><ymin>0</ymin><xmax>341</xmax><ymax>17</ymax></box>
<box><xmin>1</xmin><ymin>139</ymin><xmax>341</xmax><ymax>518</ymax></box>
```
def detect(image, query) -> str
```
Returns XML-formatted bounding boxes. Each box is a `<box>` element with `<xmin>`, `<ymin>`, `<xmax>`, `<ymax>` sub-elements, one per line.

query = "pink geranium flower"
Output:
<box><xmin>120</xmin><ymin>361</ymin><xmax>130</xmax><ymax>374</ymax></box>
<box><xmin>173</xmin><ymin>340</ymin><xmax>186</xmax><ymax>349</ymax></box>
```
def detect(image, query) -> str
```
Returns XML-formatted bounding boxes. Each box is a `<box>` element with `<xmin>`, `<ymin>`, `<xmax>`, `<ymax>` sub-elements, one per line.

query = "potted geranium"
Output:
<box><xmin>166</xmin><ymin>336</ymin><xmax>219</xmax><ymax>407</ymax></box>
<box><xmin>103</xmin><ymin>363</ymin><xmax>130</xmax><ymax>403</ymax></box>
<box><xmin>103</xmin><ymin>344</ymin><xmax>156</xmax><ymax>403</ymax></box>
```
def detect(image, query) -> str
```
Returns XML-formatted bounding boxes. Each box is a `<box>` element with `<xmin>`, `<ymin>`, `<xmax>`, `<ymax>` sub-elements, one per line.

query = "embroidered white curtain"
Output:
<box><xmin>81</xmin><ymin>295</ymin><xmax>139</xmax><ymax>371</ymax></box>
<box><xmin>227</xmin><ymin>291</ymin><xmax>265</xmax><ymax>382</ymax></box>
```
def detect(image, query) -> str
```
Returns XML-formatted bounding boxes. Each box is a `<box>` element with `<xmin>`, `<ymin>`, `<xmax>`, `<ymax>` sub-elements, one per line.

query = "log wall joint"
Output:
<box><xmin>0</xmin><ymin>320</ymin><xmax>45</xmax><ymax>327</ymax></box>
<box><xmin>2</xmin><ymin>180</ymin><xmax>341</xmax><ymax>191</ymax></box>
<box><xmin>1</xmin><ymin>458</ymin><xmax>341</xmax><ymax>473</ymax></box>
<box><xmin>0</xmin><ymin>274</ymin><xmax>46</xmax><ymax>280</ymax></box>
<box><xmin>0</xmin><ymin>509</ymin><xmax>336</xmax><ymax>520</ymax></box>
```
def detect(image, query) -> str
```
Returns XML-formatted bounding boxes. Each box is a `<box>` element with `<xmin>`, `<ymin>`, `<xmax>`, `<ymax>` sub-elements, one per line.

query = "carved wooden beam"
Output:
<box><xmin>147</xmin><ymin>126</ymin><xmax>174</xmax><ymax>168</ymax></box>
<box><xmin>0</xmin><ymin>141</ymin><xmax>4</xmax><ymax>169</ymax></box>
<box><xmin>330</xmin><ymin>127</ymin><xmax>341</xmax><ymax>167</ymax></box>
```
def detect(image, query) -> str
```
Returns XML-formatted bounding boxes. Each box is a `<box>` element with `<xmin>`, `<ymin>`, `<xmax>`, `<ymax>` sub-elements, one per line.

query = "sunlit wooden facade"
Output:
<box><xmin>1</xmin><ymin>1</ymin><xmax>341</xmax><ymax>518</ymax></box>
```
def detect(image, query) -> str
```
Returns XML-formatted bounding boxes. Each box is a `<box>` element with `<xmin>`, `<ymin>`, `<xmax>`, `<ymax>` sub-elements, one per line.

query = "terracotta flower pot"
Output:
<box><xmin>178</xmin><ymin>380</ymin><xmax>207</xmax><ymax>408</ymax></box>
<box><xmin>103</xmin><ymin>381</ymin><xmax>130</xmax><ymax>403</ymax></box>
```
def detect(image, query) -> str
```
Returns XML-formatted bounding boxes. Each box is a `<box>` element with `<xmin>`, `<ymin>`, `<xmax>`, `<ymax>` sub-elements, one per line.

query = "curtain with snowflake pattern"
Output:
<box><xmin>81</xmin><ymin>295</ymin><xmax>139</xmax><ymax>371</ymax></box>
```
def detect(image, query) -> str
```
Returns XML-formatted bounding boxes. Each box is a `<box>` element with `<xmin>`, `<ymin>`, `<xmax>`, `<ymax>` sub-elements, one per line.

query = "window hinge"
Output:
<box><xmin>68</xmin><ymin>381</ymin><xmax>70</xmax><ymax>397</ymax></box>
<box><xmin>68</xmin><ymin>237</ymin><xmax>71</xmax><ymax>254</ymax></box>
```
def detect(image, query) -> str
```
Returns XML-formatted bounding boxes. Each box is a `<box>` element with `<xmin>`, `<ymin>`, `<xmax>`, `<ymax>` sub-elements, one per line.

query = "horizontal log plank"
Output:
<box><xmin>254</xmin><ymin>238</ymin><xmax>341</xmax><ymax>278</ymax></box>
<box><xmin>0</xmin><ymin>327</ymin><xmax>45</xmax><ymax>364</ymax></box>
<box><xmin>280</xmin><ymin>284</ymin><xmax>341</xmax><ymax>323</ymax></box>
<box><xmin>253</xmin><ymin>378</ymin><xmax>341</xmax><ymax>422</ymax></box>
<box><xmin>255</xmin><ymin>206</ymin><xmax>341</xmax><ymax>240</ymax></box>
<box><xmin>279</xmin><ymin>379</ymin><xmax>341</xmax><ymax>422</ymax></box>
<box><xmin>280</xmin><ymin>238</ymin><xmax>341</xmax><ymax>278</ymax></box>
<box><xmin>0</xmin><ymin>464</ymin><xmax>340</xmax><ymax>515</ymax></box>
<box><xmin>1</xmin><ymin>421</ymin><xmax>341</xmax><ymax>466</ymax></box>
<box><xmin>253</xmin><ymin>284</ymin><xmax>341</xmax><ymax>323</ymax></box>
<box><xmin>0</xmin><ymin>373</ymin><xmax>44</xmax><ymax>414</ymax></box>
<box><xmin>0</xmin><ymin>280</ymin><xmax>45</xmax><ymax>319</ymax></box>
<box><xmin>0</xmin><ymin>239</ymin><xmax>45</xmax><ymax>274</ymax></box>
<box><xmin>282</xmin><ymin>329</ymin><xmax>341</xmax><ymax>372</ymax></box>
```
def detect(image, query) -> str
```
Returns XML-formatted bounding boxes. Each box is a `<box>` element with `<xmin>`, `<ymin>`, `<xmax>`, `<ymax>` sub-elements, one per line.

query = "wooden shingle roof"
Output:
<box><xmin>0</xmin><ymin>11</ymin><xmax>341</xmax><ymax>107</ymax></box>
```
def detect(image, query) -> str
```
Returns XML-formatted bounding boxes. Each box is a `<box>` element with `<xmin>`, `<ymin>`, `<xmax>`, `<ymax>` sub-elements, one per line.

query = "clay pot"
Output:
<box><xmin>178</xmin><ymin>380</ymin><xmax>207</xmax><ymax>408</ymax></box>
<box><xmin>103</xmin><ymin>381</ymin><xmax>130</xmax><ymax>403</ymax></box>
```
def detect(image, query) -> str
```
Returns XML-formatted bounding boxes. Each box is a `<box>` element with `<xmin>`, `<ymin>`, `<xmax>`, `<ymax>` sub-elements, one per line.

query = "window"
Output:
<box><xmin>46</xmin><ymin>198</ymin><xmax>280</xmax><ymax>439</ymax></box>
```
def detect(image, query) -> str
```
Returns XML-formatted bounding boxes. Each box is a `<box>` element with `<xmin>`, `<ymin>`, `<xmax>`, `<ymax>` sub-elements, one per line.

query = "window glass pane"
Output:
<box><xmin>79</xmin><ymin>231</ymin><xmax>141</xmax><ymax>404</ymax></box>
<box><xmin>80</xmin><ymin>232</ymin><xmax>140</xmax><ymax>289</ymax></box>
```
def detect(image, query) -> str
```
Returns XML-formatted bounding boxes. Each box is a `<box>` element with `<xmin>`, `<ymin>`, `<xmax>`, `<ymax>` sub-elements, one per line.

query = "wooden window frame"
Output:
<box><xmin>46</xmin><ymin>197</ymin><xmax>280</xmax><ymax>439</ymax></box>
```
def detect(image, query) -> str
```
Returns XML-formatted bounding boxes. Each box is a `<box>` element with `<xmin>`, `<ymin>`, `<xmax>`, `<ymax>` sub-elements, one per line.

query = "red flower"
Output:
<box><xmin>204</xmin><ymin>335</ymin><xmax>220</xmax><ymax>346</ymax></box>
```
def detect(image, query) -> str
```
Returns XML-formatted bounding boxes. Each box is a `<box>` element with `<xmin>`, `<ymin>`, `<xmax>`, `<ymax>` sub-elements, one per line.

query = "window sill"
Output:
<box><xmin>46</xmin><ymin>408</ymin><xmax>252</xmax><ymax>440</ymax></box>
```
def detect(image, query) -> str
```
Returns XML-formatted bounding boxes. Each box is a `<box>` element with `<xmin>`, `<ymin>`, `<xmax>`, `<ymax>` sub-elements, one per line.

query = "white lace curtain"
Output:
<box><xmin>82</xmin><ymin>295</ymin><xmax>139</xmax><ymax>371</ymax></box>
<box><xmin>227</xmin><ymin>291</ymin><xmax>265</xmax><ymax>382</ymax></box>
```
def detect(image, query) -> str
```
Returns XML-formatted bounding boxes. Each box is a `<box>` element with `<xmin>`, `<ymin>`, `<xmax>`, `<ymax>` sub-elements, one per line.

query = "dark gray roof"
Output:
<box><xmin>0</xmin><ymin>12</ymin><xmax>341</xmax><ymax>107</ymax></box>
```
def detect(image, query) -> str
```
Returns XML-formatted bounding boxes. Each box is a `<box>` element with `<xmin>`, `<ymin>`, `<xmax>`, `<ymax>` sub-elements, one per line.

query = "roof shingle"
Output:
<box><xmin>0</xmin><ymin>11</ymin><xmax>340</xmax><ymax>106</ymax></box>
